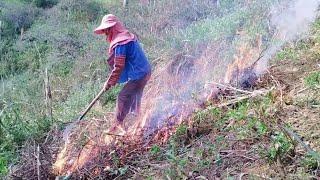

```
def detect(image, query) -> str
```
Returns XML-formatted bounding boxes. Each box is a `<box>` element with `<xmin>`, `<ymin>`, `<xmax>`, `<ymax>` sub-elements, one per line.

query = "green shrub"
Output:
<box><xmin>150</xmin><ymin>145</ymin><xmax>161</xmax><ymax>155</ymax></box>
<box><xmin>276</xmin><ymin>47</ymin><xmax>299</xmax><ymax>61</ymax></box>
<box><xmin>0</xmin><ymin>49</ymin><xmax>26</xmax><ymax>78</ymax></box>
<box><xmin>175</xmin><ymin>124</ymin><xmax>188</xmax><ymax>136</ymax></box>
<box><xmin>267</xmin><ymin>131</ymin><xmax>294</xmax><ymax>162</ymax></box>
<box><xmin>305</xmin><ymin>72</ymin><xmax>320</xmax><ymax>88</ymax></box>
<box><xmin>0</xmin><ymin>156</ymin><xmax>8</xmax><ymax>176</ymax></box>
<box><xmin>52</xmin><ymin>60</ymin><xmax>74</xmax><ymax>77</ymax></box>
<box><xmin>302</xmin><ymin>153</ymin><xmax>320</xmax><ymax>171</ymax></box>
<box><xmin>33</xmin><ymin>0</ymin><xmax>58</xmax><ymax>8</ymax></box>
<box><xmin>0</xmin><ymin>40</ymin><xmax>50</xmax><ymax>77</ymax></box>
<box><xmin>59</xmin><ymin>0</ymin><xmax>105</xmax><ymax>22</ymax></box>
<box><xmin>0</xmin><ymin>2</ymin><xmax>40</xmax><ymax>36</ymax></box>
<box><xmin>226</xmin><ymin>102</ymin><xmax>249</xmax><ymax>121</ymax></box>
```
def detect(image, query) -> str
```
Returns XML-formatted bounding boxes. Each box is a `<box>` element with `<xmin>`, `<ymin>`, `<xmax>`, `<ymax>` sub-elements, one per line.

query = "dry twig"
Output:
<box><xmin>217</xmin><ymin>88</ymin><xmax>274</xmax><ymax>108</ymax></box>
<box><xmin>210</xmin><ymin>82</ymin><xmax>254</xmax><ymax>94</ymax></box>
<box><xmin>280</xmin><ymin>125</ymin><xmax>320</xmax><ymax>160</ymax></box>
<box><xmin>37</xmin><ymin>145</ymin><xmax>41</xmax><ymax>180</ymax></box>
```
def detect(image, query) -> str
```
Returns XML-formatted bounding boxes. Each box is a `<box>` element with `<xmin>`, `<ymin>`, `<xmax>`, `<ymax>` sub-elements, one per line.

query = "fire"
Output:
<box><xmin>225</xmin><ymin>34</ymin><xmax>262</xmax><ymax>85</ymax></box>
<box><xmin>53</xmin><ymin>146</ymin><xmax>68</xmax><ymax>174</ymax></box>
<box><xmin>53</xmin><ymin>33</ymin><xmax>266</xmax><ymax>178</ymax></box>
<box><xmin>70</xmin><ymin>140</ymin><xmax>97</xmax><ymax>172</ymax></box>
<box><xmin>53</xmin><ymin>68</ymin><xmax>196</xmax><ymax>177</ymax></box>
<box><xmin>53</xmin><ymin>115</ymin><xmax>119</xmax><ymax>177</ymax></box>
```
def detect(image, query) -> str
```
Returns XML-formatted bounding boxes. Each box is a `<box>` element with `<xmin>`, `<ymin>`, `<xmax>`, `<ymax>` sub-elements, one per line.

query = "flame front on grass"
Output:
<box><xmin>52</xmin><ymin>41</ymin><xmax>223</xmax><ymax>176</ymax></box>
<box><xmin>53</xmin><ymin>0</ymin><xmax>320</xmax><ymax>177</ymax></box>
<box><xmin>53</xmin><ymin>38</ymin><xmax>259</xmax><ymax>177</ymax></box>
<box><xmin>224</xmin><ymin>35</ymin><xmax>263</xmax><ymax>88</ymax></box>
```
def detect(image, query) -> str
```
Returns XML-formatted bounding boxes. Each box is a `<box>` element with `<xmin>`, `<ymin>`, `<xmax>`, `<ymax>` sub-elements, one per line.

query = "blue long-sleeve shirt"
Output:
<box><xmin>113</xmin><ymin>40</ymin><xmax>151</xmax><ymax>83</ymax></box>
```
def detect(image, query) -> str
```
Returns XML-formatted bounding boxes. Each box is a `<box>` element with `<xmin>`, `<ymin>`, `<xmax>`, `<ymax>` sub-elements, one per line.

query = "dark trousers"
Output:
<box><xmin>116</xmin><ymin>73</ymin><xmax>150</xmax><ymax>122</ymax></box>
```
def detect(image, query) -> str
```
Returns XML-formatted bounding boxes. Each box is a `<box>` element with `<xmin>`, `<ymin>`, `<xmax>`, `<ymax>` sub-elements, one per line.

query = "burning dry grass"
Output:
<box><xmin>53</xmin><ymin>116</ymin><xmax>112</xmax><ymax>176</ymax></box>
<box><xmin>225</xmin><ymin>35</ymin><xmax>263</xmax><ymax>85</ymax></box>
<box><xmin>6</xmin><ymin>52</ymin><xmax>263</xmax><ymax>178</ymax></box>
<box><xmin>10</xmin><ymin>24</ymin><xmax>320</xmax><ymax>179</ymax></box>
<box><xmin>10</xmin><ymin>51</ymin><xmax>319</xmax><ymax>179</ymax></box>
<box><xmin>10</xmin><ymin>64</ymin><xmax>319</xmax><ymax>178</ymax></box>
<box><xmin>10</xmin><ymin>38</ymin><xmax>271</xmax><ymax>178</ymax></box>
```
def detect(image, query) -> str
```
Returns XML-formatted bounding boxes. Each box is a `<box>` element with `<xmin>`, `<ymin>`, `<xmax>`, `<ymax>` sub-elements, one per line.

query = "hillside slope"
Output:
<box><xmin>0</xmin><ymin>0</ymin><xmax>319</xmax><ymax>179</ymax></box>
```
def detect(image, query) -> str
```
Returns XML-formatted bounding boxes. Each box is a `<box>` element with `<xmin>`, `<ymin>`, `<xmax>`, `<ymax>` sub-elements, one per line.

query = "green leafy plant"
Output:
<box><xmin>0</xmin><ymin>156</ymin><xmax>8</xmax><ymax>176</ymax></box>
<box><xmin>193</xmin><ymin>110</ymin><xmax>209</xmax><ymax>123</ymax></box>
<box><xmin>118</xmin><ymin>165</ymin><xmax>128</xmax><ymax>176</ymax></box>
<box><xmin>255</xmin><ymin>121</ymin><xmax>268</xmax><ymax>136</ymax></box>
<box><xmin>52</xmin><ymin>60</ymin><xmax>74</xmax><ymax>77</ymax></box>
<box><xmin>276</xmin><ymin>47</ymin><xmax>299</xmax><ymax>61</ymax></box>
<box><xmin>267</xmin><ymin>132</ymin><xmax>294</xmax><ymax>162</ymax></box>
<box><xmin>302</xmin><ymin>152</ymin><xmax>320</xmax><ymax>171</ymax></box>
<box><xmin>304</xmin><ymin>72</ymin><xmax>320</xmax><ymax>88</ymax></box>
<box><xmin>150</xmin><ymin>144</ymin><xmax>161</xmax><ymax>156</ymax></box>
<box><xmin>175</xmin><ymin>124</ymin><xmax>187</xmax><ymax>136</ymax></box>
<box><xmin>226</xmin><ymin>102</ymin><xmax>248</xmax><ymax>121</ymax></box>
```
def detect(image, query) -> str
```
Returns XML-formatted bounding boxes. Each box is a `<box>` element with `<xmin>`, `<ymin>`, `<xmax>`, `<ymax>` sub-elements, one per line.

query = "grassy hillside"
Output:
<box><xmin>0</xmin><ymin>0</ymin><xmax>319</xmax><ymax>178</ymax></box>
<box><xmin>1</xmin><ymin>0</ymin><xmax>106</xmax><ymax>175</ymax></box>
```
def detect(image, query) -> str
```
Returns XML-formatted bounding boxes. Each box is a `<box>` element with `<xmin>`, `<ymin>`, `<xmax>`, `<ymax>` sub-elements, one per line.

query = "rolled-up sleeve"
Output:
<box><xmin>106</xmin><ymin>45</ymin><xmax>127</xmax><ymax>86</ymax></box>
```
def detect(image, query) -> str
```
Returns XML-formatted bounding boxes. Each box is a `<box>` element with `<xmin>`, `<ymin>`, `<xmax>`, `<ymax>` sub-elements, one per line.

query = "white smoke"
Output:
<box><xmin>138</xmin><ymin>0</ymin><xmax>320</xmax><ymax>137</ymax></box>
<box><xmin>255</xmin><ymin>0</ymin><xmax>320</xmax><ymax>74</ymax></box>
<box><xmin>274</xmin><ymin>0</ymin><xmax>319</xmax><ymax>40</ymax></box>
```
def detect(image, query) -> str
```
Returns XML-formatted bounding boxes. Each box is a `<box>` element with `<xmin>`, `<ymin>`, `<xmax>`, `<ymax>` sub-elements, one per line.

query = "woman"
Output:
<box><xmin>94</xmin><ymin>14</ymin><xmax>151</xmax><ymax>132</ymax></box>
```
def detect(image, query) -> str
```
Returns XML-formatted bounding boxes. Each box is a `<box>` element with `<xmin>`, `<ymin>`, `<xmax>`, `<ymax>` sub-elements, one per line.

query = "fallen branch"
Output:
<box><xmin>209</xmin><ymin>82</ymin><xmax>254</xmax><ymax>94</ymax></box>
<box><xmin>280</xmin><ymin>125</ymin><xmax>320</xmax><ymax>160</ymax></box>
<box><xmin>104</xmin><ymin>132</ymin><xmax>125</xmax><ymax>137</ymax></box>
<box><xmin>217</xmin><ymin>88</ymin><xmax>274</xmax><ymax>108</ymax></box>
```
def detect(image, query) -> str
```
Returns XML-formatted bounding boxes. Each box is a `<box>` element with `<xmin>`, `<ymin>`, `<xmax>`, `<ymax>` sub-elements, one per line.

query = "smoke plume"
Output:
<box><xmin>255</xmin><ymin>0</ymin><xmax>320</xmax><ymax>74</ymax></box>
<box><xmin>141</xmin><ymin>0</ymin><xmax>320</xmax><ymax>135</ymax></box>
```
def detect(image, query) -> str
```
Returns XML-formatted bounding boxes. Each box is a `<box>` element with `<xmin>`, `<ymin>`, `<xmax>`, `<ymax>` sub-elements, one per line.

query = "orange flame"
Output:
<box><xmin>53</xmin><ymin>35</ymin><xmax>265</xmax><ymax>177</ymax></box>
<box><xmin>225</xmin><ymin>34</ymin><xmax>262</xmax><ymax>84</ymax></box>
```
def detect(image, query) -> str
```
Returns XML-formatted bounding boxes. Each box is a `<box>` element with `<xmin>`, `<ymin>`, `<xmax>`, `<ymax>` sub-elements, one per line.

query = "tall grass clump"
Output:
<box><xmin>0</xmin><ymin>0</ymin><xmax>108</xmax><ymax>175</ymax></box>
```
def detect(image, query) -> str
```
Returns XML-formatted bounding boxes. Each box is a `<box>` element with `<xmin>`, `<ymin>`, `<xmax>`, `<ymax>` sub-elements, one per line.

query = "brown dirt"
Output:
<box><xmin>270</xmin><ymin>58</ymin><xmax>320</xmax><ymax>152</ymax></box>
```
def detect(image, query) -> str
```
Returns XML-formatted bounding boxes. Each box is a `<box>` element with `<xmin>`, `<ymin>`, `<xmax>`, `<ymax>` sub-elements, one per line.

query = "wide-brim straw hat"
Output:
<box><xmin>94</xmin><ymin>14</ymin><xmax>117</xmax><ymax>34</ymax></box>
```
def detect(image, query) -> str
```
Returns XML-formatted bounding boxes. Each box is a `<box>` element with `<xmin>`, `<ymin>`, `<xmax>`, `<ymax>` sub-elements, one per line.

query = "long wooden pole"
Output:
<box><xmin>77</xmin><ymin>88</ymin><xmax>106</xmax><ymax>121</ymax></box>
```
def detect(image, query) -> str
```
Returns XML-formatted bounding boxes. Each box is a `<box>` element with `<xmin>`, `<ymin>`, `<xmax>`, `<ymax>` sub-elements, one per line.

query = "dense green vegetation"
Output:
<box><xmin>0</xmin><ymin>0</ymin><xmax>108</xmax><ymax>175</ymax></box>
<box><xmin>0</xmin><ymin>0</ymin><xmax>319</xmax><ymax>178</ymax></box>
